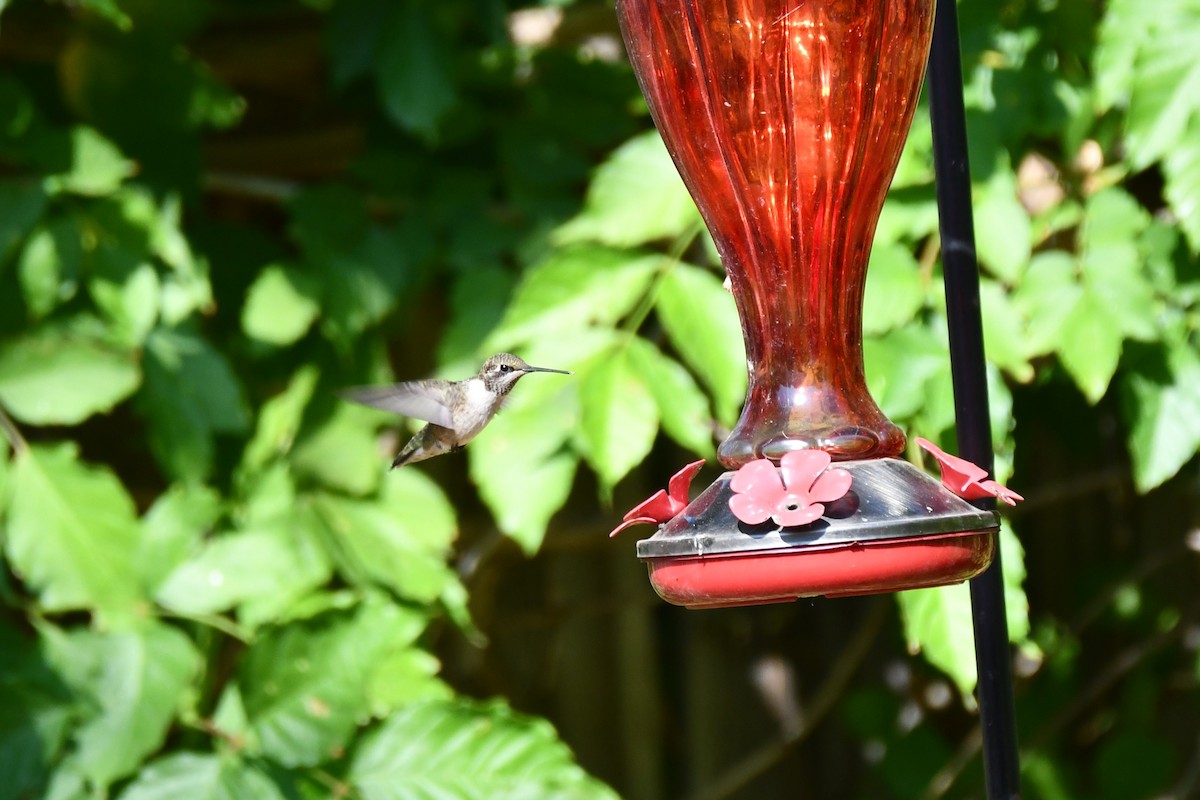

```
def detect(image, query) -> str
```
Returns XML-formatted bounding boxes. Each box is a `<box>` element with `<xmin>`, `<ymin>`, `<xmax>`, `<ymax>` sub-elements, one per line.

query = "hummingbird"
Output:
<box><xmin>339</xmin><ymin>353</ymin><xmax>571</xmax><ymax>468</ymax></box>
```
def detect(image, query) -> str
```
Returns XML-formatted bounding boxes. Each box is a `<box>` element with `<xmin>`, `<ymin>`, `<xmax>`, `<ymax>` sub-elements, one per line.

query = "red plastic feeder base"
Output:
<box><xmin>645</xmin><ymin>532</ymin><xmax>995</xmax><ymax>609</ymax></box>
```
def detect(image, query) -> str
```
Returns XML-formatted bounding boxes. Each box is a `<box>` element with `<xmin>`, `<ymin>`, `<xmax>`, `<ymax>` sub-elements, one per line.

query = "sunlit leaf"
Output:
<box><xmin>89</xmin><ymin>261</ymin><xmax>160</xmax><ymax>347</ymax></box>
<box><xmin>349</xmin><ymin>699</ymin><xmax>620</xmax><ymax>800</ymax></box>
<box><xmin>896</xmin><ymin>582</ymin><xmax>978</xmax><ymax>697</ymax></box>
<box><xmin>1057</xmin><ymin>291</ymin><xmax>1122</xmax><ymax>403</ymax></box>
<box><xmin>0</xmin><ymin>323</ymin><xmax>140</xmax><ymax>426</ymax></box>
<box><xmin>578</xmin><ymin>344</ymin><xmax>659</xmax><ymax>493</ymax></box>
<box><xmin>239</xmin><ymin>365</ymin><xmax>320</xmax><ymax>476</ymax></box>
<box><xmin>241</xmin><ymin>263</ymin><xmax>319</xmax><ymax>346</ymax></box>
<box><xmin>156</xmin><ymin>519</ymin><xmax>331</xmax><ymax>628</ymax></box>
<box><xmin>863</xmin><ymin>243</ymin><xmax>925</xmax><ymax>335</ymax></box>
<box><xmin>17</xmin><ymin>219</ymin><xmax>82</xmax><ymax>319</ymax></box>
<box><xmin>47</xmin><ymin>127</ymin><xmax>134</xmax><ymax>196</ymax></box>
<box><xmin>42</xmin><ymin>623</ymin><xmax>201</xmax><ymax>789</ymax></box>
<box><xmin>469</xmin><ymin>331</ymin><xmax>613</xmax><ymax>552</ymax></box>
<box><xmin>239</xmin><ymin>597</ymin><xmax>432</xmax><ymax>767</ymax></box>
<box><xmin>626</xmin><ymin>337</ymin><xmax>715</xmax><ymax>457</ymax></box>
<box><xmin>290</xmin><ymin>402</ymin><xmax>382</xmax><ymax>496</ymax></box>
<box><xmin>138</xmin><ymin>484</ymin><xmax>223</xmax><ymax>595</ymax></box>
<box><xmin>1012</xmin><ymin>252</ymin><xmax>1082</xmax><ymax>357</ymax></box>
<box><xmin>312</xmin><ymin>469</ymin><xmax>456</xmax><ymax>603</ymax></box>
<box><xmin>1120</xmin><ymin>340</ymin><xmax>1200</xmax><ymax>491</ymax></box>
<box><xmin>978</xmin><ymin>279</ymin><xmax>1033</xmax><ymax>382</ymax></box>
<box><xmin>555</xmin><ymin>130</ymin><xmax>700</xmax><ymax>247</ymax></box>
<box><xmin>973</xmin><ymin>168</ymin><xmax>1032</xmax><ymax>284</ymax></box>
<box><xmin>655</xmin><ymin>263</ymin><xmax>746</xmax><ymax>426</ymax></box>
<box><xmin>117</xmin><ymin>753</ymin><xmax>289</xmax><ymax>800</ymax></box>
<box><xmin>864</xmin><ymin>326</ymin><xmax>949</xmax><ymax>422</ymax></box>
<box><xmin>488</xmin><ymin>247</ymin><xmax>658</xmax><ymax>352</ymax></box>
<box><xmin>999</xmin><ymin>522</ymin><xmax>1030</xmax><ymax>643</ymax></box>
<box><xmin>5</xmin><ymin>444</ymin><xmax>141</xmax><ymax>617</ymax></box>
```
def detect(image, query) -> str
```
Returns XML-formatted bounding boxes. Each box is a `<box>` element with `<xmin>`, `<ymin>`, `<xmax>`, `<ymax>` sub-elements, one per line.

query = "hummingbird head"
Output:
<box><xmin>480</xmin><ymin>353</ymin><xmax>571</xmax><ymax>394</ymax></box>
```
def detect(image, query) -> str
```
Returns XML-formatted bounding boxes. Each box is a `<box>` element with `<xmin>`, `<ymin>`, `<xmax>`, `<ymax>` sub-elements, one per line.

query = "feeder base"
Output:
<box><xmin>636</xmin><ymin>457</ymin><xmax>1000</xmax><ymax>607</ymax></box>
<box><xmin>646</xmin><ymin>532</ymin><xmax>994</xmax><ymax>609</ymax></box>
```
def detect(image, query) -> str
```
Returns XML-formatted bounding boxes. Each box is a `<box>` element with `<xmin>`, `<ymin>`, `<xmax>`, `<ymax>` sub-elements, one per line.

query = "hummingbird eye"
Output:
<box><xmin>498</xmin><ymin>364</ymin><xmax>513</xmax><ymax>373</ymax></box>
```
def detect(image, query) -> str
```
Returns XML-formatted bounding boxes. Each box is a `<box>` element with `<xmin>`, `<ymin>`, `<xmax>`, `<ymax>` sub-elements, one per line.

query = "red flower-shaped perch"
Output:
<box><xmin>915</xmin><ymin>437</ymin><xmax>1023</xmax><ymax>506</ymax></box>
<box><xmin>728</xmin><ymin>450</ymin><xmax>852</xmax><ymax>527</ymax></box>
<box><xmin>609</xmin><ymin>459</ymin><xmax>706</xmax><ymax>537</ymax></box>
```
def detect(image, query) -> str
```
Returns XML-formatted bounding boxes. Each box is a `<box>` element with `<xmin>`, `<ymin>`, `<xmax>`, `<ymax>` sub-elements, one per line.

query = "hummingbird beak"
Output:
<box><xmin>523</xmin><ymin>365</ymin><xmax>572</xmax><ymax>375</ymax></box>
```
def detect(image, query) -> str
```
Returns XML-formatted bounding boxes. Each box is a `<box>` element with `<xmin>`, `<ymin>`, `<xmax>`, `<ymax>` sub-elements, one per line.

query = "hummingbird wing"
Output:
<box><xmin>338</xmin><ymin>381</ymin><xmax>457</xmax><ymax>429</ymax></box>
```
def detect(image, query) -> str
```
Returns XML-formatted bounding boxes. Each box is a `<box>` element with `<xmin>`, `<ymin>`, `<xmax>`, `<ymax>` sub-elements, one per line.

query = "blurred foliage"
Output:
<box><xmin>0</xmin><ymin>0</ymin><xmax>1197</xmax><ymax>799</ymax></box>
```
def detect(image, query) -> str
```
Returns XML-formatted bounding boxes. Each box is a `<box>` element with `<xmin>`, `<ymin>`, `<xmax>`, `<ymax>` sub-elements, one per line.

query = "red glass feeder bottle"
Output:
<box><xmin>615</xmin><ymin>0</ymin><xmax>999</xmax><ymax>608</ymax></box>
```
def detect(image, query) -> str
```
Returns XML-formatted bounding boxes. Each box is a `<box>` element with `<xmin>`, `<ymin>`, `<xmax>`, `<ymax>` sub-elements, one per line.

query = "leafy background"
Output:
<box><xmin>1</xmin><ymin>0</ymin><xmax>1198</xmax><ymax>798</ymax></box>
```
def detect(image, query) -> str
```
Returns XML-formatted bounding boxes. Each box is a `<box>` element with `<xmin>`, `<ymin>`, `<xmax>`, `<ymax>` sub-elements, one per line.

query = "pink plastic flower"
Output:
<box><xmin>728</xmin><ymin>450</ymin><xmax>852</xmax><ymax>527</ymax></box>
<box><xmin>609</xmin><ymin>459</ymin><xmax>706</xmax><ymax>537</ymax></box>
<box><xmin>915</xmin><ymin>437</ymin><xmax>1023</xmax><ymax>506</ymax></box>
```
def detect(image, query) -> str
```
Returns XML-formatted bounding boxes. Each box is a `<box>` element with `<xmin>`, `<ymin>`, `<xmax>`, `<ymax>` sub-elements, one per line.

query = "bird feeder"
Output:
<box><xmin>614</xmin><ymin>0</ymin><xmax>1010</xmax><ymax>608</ymax></box>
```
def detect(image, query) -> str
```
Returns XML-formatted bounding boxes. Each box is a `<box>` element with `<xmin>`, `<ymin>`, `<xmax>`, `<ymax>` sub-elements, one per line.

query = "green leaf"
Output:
<box><xmin>76</xmin><ymin>0</ymin><xmax>132</xmax><ymax>30</ymax></box>
<box><xmin>290</xmin><ymin>402</ymin><xmax>383</xmax><ymax>496</ymax></box>
<box><xmin>555</xmin><ymin>130</ymin><xmax>700</xmax><ymax>247</ymax></box>
<box><xmin>366</xmin><ymin>648</ymin><xmax>451</xmax><ymax>717</ymax></box>
<box><xmin>376</xmin><ymin>1</ymin><xmax>457</xmax><ymax>140</ymax></box>
<box><xmin>1163</xmin><ymin>121</ymin><xmax>1200</xmax><ymax>251</ymax></box>
<box><xmin>239</xmin><ymin>597</ymin><xmax>430</xmax><ymax>767</ymax></box>
<box><xmin>141</xmin><ymin>328</ymin><xmax>249</xmax><ymax>482</ymax></box>
<box><xmin>978</xmin><ymin>279</ymin><xmax>1033</xmax><ymax>382</ymax></box>
<box><xmin>973</xmin><ymin>168</ymin><xmax>1032</xmax><ymax>284</ymax></box>
<box><xmin>1120</xmin><ymin>1</ymin><xmax>1200</xmax><ymax>168</ymax></box>
<box><xmin>47</xmin><ymin>127</ymin><xmax>134</xmax><ymax>196</ymax></box>
<box><xmin>999</xmin><ymin>523</ymin><xmax>1030</xmax><ymax>643</ymax></box>
<box><xmin>5</xmin><ymin>444</ymin><xmax>141</xmax><ymax>617</ymax></box>
<box><xmin>487</xmin><ymin>247</ymin><xmax>658</xmax><ymax>352</ymax></box>
<box><xmin>1096</xmin><ymin>0</ymin><xmax>1200</xmax><ymax>250</ymax></box>
<box><xmin>863</xmin><ymin>326</ymin><xmax>950</xmax><ymax>422</ymax></box>
<box><xmin>0</xmin><ymin>623</ymin><xmax>75</xmax><ymax>800</ymax></box>
<box><xmin>1012</xmin><ymin>252</ymin><xmax>1083</xmax><ymax>357</ymax></box>
<box><xmin>317</xmin><ymin>225</ymin><xmax>424</xmax><ymax>346</ymax></box>
<box><xmin>0</xmin><ymin>324</ymin><xmax>140</xmax><ymax>426</ymax></box>
<box><xmin>468</xmin><ymin>332</ymin><xmax>613</xmax><ymax>552</ymax></box>
<box><xmin>138</xmin><ymin>484</ymin><xmax>223</xmax><ymax>595</ymax></box>
<box><xmin>240</xmin><ymin>365</ymin><xmax>320</xmax><ymax>476</ymax></box>
<box><xmin>655</xmin><ymin>263</ymin><xmax>746</xmax><ymax>427</ymax></box>
<box><xmin>578</xmin><ymin>345</ymin><xmax>659</xmax><ymax>492</ymax></box>
<box><xmin>0</xmin><ymin>182</ymin><xmax>47</xmax><ymax>266</ymax></box>
<box><xmin>117</xmin><ymin>753</ymin><xmax>289</xmax><ymax>800</ymax></box>
<box><xmin>156</xmin><ymin>518</ymin><xmax>331</xmax><ymax>628</ymax></box>
<box><xmin>349</xmin><ymin>699</ymin><xmax>619</xmax><ymax>800</ymax></box>
<box><xmin>1120</xmin><ymin>340</ymin><xmax>1200</xmax><ymax>491</ymax></box>
<box><xmin>896</xmin><ymin>582</ymin><xmax>978</xmax><ymax>697</ymax></box>
<box><xmin>437</xmin><ymin>266</ymin><xmax>515</xmax><ymax>368</ymax></box>
<box><xmin>1057</xmin><ymin>291</ymin><xmax>1123</xmax><ymax>403</ymax></box>
<box><xmin>89</xmin><ymin>261</ymin><xmax>160</xmax><ymax>347</ymax></box>
<box><xmin>43</xmin><ymin>623</ymin><xmax>201</xmax><ymax>788</ymax></box>
<box><xmin>240</xmin><ymin>263</ymin><xmax>320</xmax><ymax>346</ymax></box>
<box><xmin>313</xmin><ymin>470</ymin><xmax>457</xmax><ymax>604</ymax></box>
<box><xmin>1079</xmin><ymin>189</ymin><xmax>1156</xmax><ymax>341</ymax></box>
<box><xmin>863</xmin><ymin>243</ymin><xmax>925</xmax><ymax>335</ymax></box>
<box><xmin>626</xmin><ymin>337</ymin><xmax>715</xmax><ymax>457</ymax></box>
<box><xmin>17</xmin><ymin>219</ymin><xmax>82</xmax><ymax>319</ymax></box>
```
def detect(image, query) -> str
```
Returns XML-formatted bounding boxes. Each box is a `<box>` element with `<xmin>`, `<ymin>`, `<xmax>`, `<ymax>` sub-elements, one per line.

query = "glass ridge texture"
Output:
<box><xmin>616</xmin><ymin>0</ymin><xmax>935</xmax><ymax>467</ymax></box>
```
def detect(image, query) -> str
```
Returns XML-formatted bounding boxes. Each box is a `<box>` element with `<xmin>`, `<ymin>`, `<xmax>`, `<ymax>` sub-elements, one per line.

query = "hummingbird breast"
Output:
<box><xmin>454</xmin><ymin>378</ymin><xmax>502</xmax><ymax>442</ymax></box>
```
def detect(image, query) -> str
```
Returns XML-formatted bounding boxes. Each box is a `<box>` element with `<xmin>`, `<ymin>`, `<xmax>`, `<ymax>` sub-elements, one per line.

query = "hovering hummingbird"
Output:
<box><xmin>339</xmin><ymin>353</ymin><xmax>571</xmax><ymax>468</ymax></box>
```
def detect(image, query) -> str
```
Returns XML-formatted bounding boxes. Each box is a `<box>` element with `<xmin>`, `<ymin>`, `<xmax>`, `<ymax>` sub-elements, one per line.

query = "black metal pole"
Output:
<box><xmin>926</xmin><ymin>1</ymin><xmax>1022</xmax><ymax>798</ymax></box>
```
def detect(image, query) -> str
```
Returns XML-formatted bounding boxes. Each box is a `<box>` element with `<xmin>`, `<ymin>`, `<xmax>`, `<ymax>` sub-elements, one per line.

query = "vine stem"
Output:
<box><xmin>0</xmin><ymin>403</ymin><xmax>28</xmax><ymax>455</ymax></box>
